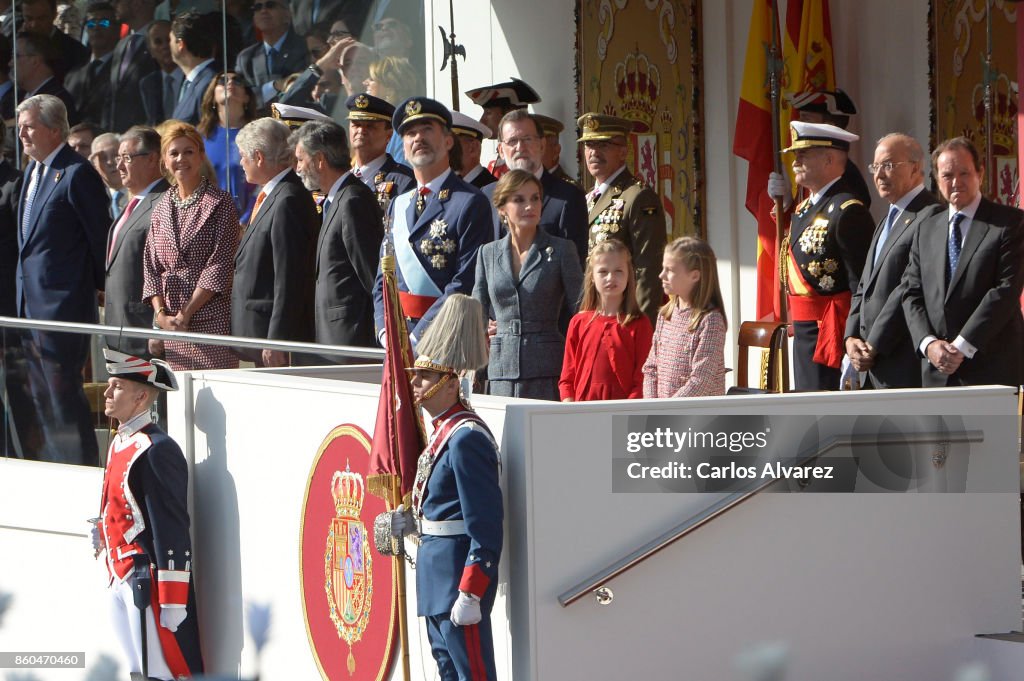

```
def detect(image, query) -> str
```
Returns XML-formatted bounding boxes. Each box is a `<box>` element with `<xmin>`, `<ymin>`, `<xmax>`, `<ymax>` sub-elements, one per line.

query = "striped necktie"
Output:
<box><xmin>946</xmin><ymin>212</ymin><xmax>965</xmax><ymax>287</ymax></box>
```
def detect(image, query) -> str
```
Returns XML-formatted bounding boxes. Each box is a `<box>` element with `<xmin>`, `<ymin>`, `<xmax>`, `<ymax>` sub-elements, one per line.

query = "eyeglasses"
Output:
<box><xmin>868</xmin><ymin>160</ymin><xmax>913</xmax><ymax>174</ymax></box>
<box><xmin>327</xmin><ymin>29</ymin><xmax>352</xmax><ymax>43</ymax></box>
<box><xmin>116</xmin><ymin>152</ymin><xmax>153</xmax><ymax>165</ymax></box>
<box><xmin>502</xmin><ymin>135</ymin><xmax>539</xmax><ymax>148</ymax></box>
<box><xmin>85</xmin><ymin>18</ymin><xmax>113</xmax><ymax>29</ymax></box>
<box><xmin>373</xmin><ymin>19</ymin><xmax>401</xmax><ymax>31</ymax></box>
<box><xmin>251</xmin><ymin>1</ymin><xmax>282</xmax><ymax>10</ymax></box>
<box><xmin>218</xmin><ymin>74</ymin><xmax>248</xmax><ymax>86</ymax></box>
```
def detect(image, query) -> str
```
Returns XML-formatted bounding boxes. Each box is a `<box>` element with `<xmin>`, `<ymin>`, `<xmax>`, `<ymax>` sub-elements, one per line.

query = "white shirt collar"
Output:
<box><xmin>326</xmin><ymin>173</ymin><xmax>346</xmax><ymax>202</ymax></box>
<box><xmin>132</xmin><ymin>178</ymin><xmax>163</xmax><ymax>199</ymax></box>
<box><xmin>116</xmin><ymin>408</ymin><xmax>153</xmax><ymax>439</ymax></box>
<box><xmin>891</xmin><ymin>184</ymin><xmax>926</xmax><ymax>213</ymax></box>
<box><xmin>463</xmin><ymin>165</ymin><xmax>485</xmax><ymax>183</ymax></box>
<box><xmin>358</xmin><ymin>153</ymin><xmax>388</xmax><ymax>185</ymax></box>
<box><xmin>809</xmin><ymin>176</ymin><xmax>842</xmax><ymax>206</ymax></box>
<box><xmin>184</xmin><ymin>58</ymin><xmax>214</xmax><ymax>82</ymax></box>
<box><xmin>419</xmin><ymin>167</ymin><xmax>452</xmax><ymax>195</ymax></box>
<box><xmin>263</xmin><ymin>30</ymin><xmax>288</xmax><ymax>53</ymax></box>
<box><xmin>260</xmin><ymin>166</ymin><xmax>292</xmax><ymax>198</ymax></box>
<box><xmin>948</xmin><ymin>192</ymin><xmax>982</xmax><ymax>222</ymax></box>
<box><xmin>36</xmin><ymin>142</ymin><xmax>65</xmax><ymax>168</ymax></box>
<box><xmin>595</xmin><ymin>165</ymin><xmax>626</xmax><ymax>195</ymax></box>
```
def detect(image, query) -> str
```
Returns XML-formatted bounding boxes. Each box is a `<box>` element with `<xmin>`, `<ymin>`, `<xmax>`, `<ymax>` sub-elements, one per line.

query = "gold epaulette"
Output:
<box><xmin>840</xmin><ymin>199</ymin><xmax>864</xmax><ymax>210</ymax></box>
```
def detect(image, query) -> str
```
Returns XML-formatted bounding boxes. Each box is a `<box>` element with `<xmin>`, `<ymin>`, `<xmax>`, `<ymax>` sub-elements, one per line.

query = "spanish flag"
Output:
<box><xmin>783</xmin><ymin>0</ymin><xmax>836</xmax><ymax>144</ymax></box>
<box><xmin>733</xmin><ymin>0</ymin><xmax>781</xmax><ymax>320</ymax></box>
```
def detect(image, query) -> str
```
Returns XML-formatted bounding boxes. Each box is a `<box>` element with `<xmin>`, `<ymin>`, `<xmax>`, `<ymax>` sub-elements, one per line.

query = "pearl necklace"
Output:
<box><xmin>170</xmin><ymin>177</ymin><xmax>208</xmax><ymax>209</ymax></box>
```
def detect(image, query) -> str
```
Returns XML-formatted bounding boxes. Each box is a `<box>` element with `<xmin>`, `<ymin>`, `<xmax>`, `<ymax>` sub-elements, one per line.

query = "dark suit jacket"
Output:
<box><xmin>139</xmin><ymin>68</ymin><xmax>183</xmax><ymax>126</ymax></box>
<box><xmin>31</xmin><ymin>78</ymin><xmax>80</xmax><ymax>127</ymax></box>
<box><xmin>106</xmin><ymin>31</ymin><xmax>159</xmax><ymax>132</ymax></box>
<box><xmin>845</xmin><ymin>189</ymin><xmax>940</xmax><ymax>388</ymax></box>
<box><xmin>17</xmin><ymin>144</ymin><xmax>110</xmax><ymax>358</ymax></box>
<box><xmin>104</xmin><ymin>180</ymin><xmax>168</xmax><ymax>356</ymax></box>
<box><xmin>49</xmin><ymin>28</ymin><xmax>90</xmax><ymax>82</ymax></box>
<box><xmin>901</xmin><ymin>198</ymin><xmax>1024</xmax><ymax>387</ymax></box>
<box><xmin>0</xmin><ymin>159</ymin><xmax>20</xmax><ymax>317</ymax></box>
<box><xmin>315</xmin><ymin>172</ymin><xmax>384</xmax><ymax>348</ymax></box>
<box><xmin>466</xmin><ymin>166</ymin><xmax>496</xmax><ymax>189</ymax></box>
<box><xmin>235</xmin><ymin>28</ymin><xmax>308</xmax><ymax>105</ymax></box>
<box><xmin>231</xmin><ymin>171</ymin><xmax>318</xmax><ymax>358</ymax></box>
<box><xmin>482</xmin><ymin>169</ymin><xmax>589</xmax><ymax>266</ymax></box>
<box><xmin>65</xmin><ymin>57</ymin><xmax>111</xmax><ymax>125</ymax></box>
<box><xmin>171</xmin><ymin>61</ymin><xmax>217</xmax><ymax>126</ymax></box>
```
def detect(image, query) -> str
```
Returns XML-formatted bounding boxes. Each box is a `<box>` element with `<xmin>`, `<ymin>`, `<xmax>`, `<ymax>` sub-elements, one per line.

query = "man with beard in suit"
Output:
<box><xmin>292</xmin><ymin>119</ymin><xmax>383</xmax><ymax>361</ymax></box>
<box><xmin>783</xmin><ymin>121</ymin><xmax>873</xmax><ymax>391</ymax></box>
<box><xmin>902</xmin><ymin>136</ymin><xmax>1024</xmax><ymax>387</ymax></box>
<box><xmin>106</xmin><ymin>0</ymin><xmax>158</xmax><ymax>132</ymax></box>
<box><xmin>235</xmin><ymin>0</ymin><xmax>308</xmax><ymax>108</ymax></box>
<box><xmin>844</xmin><ymin>133</ymin><xmax>939</xmax><ymax>389</ymax></box>
<box><xmin>232</xmin><ymin>117</ymin><xmax>318</xmax><ymax>367</ymax></box>
<box><xmin>104</xmin><ymin>126</ymin><xmax>166</xmax><ymax>358</ymax></box>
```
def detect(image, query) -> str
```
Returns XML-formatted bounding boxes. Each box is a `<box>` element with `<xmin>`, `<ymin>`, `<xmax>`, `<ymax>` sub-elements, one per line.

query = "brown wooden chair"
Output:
<box><xmin>734</xmin><ymin>321</ymin><xmax>789</xmax><ymax>393</ymax></box>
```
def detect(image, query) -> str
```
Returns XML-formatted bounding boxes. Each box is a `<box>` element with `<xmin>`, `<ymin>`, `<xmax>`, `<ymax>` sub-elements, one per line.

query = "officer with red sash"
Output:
<box><xmin>92</xmin><ymin>349</ymin><xmax>202</xmax><ymax>680</ymax></box>
<box><xmin>372</xmin><ymin>97</ymin><xmax>494</xmax><ymax>348</ymax></box>
<box><xmin>783</xmin><ymin>121</ymin><xmax>873</xmax><ymax>390</ymax></box>
<box><xmin>382</xmin><ymin>294</ymin><xmax>502</xmax><ymax>681</ymax></box>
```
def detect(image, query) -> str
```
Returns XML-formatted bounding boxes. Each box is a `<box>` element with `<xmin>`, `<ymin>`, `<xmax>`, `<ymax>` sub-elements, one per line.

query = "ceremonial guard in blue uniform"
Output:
<box><xmin>345</xmin><ymin>92</ymin><xmax>415</xmax><ymax>213</ymax></box>
<box><xmin>372</xmin><ymin>97</ymin><xmax>494</xmax><ymax>345</ymax></box>
<box><xmin>376</xmin><ymin>294</ymin><xmax>502</xmax><ymax>681</ymax></box>
<box><xmin>93</xmin><ymin>349</ymin><xmax>202</xmax><ymax>680</ymax></box>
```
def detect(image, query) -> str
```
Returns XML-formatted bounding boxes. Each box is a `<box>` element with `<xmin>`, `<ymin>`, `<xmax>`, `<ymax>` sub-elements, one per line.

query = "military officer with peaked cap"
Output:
<box><xmin>450</xmin><ymin>110</ymin><xmax>497</xmax><ymax>190</ymax></box>
<box><xmin>466</xmin><ymin>77</ymin><xmax>541</xmax><ymax>179</ymax></box>
<box><xmin>534</xmin><ymin>113</ymin><xmax>577</xmax><ymax>186</ymax></box>
<box><xmin>783</xmin><ymin>120</ymin><xmax>873</xmax><ymax>391</ymax></box>
<box><xmin>578</xmin><ymin>112</ymin><xmax>667</xmax><ymax>324</ymax></box>
<box><xmin>346</xmin><ymin>92</ymin><xmax>415</xmax><ymax>213</ymax></box>
<box><xmin>372</xmin><ymin>96</ymin><xmax>494</xmax><ymax>347</ymax></box>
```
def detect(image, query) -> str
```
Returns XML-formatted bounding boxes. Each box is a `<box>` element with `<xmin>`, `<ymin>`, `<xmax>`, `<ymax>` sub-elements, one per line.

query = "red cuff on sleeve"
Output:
<box><xmin>458</xmin><ymin>563</ymin><xmax>490</xmax><ymax>598</ymax></box>
<box><xmin>157</xmin><ymin>570</ymin><xmax>190</xmax><ymax>606</ymax></box>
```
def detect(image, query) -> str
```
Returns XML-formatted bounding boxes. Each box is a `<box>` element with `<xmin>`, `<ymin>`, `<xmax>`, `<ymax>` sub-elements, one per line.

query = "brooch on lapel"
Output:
<box><xmin>374</xmin><ymin>171</ymin><xmax>385</xmax><ymax>185</ymax></box>
<box><xmin>419</xmin><ymin>218</ymin><xmax>455</xmax><ymax>268</ymax></box>
<box><xmin>53</xmin><ymin>171</ymin><xmax>62</xmax><ymax>183</ymax></box>
<box><xmin>545</xmin><ymin>246</ymin><xmax>554</xmax><ymax>262</ymax></box>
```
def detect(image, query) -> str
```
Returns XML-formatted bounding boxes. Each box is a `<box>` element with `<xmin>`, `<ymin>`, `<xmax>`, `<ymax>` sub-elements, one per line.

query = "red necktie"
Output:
<box><xmin>107</xmin><ymin>197</ymin><xmax>140</xmax><ymax>264</ymax></box>
<box><xmin>415</xmin><ymin>186</ymin><xmax>430</xmax><ymax>216</ymax></box>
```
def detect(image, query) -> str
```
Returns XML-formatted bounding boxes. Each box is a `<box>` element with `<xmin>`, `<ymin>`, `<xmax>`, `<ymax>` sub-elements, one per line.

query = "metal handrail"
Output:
<box><xmin>557</xmin><ymin>428</ymin><xmax>986</xmax><ymax>607</ymax></box>
<box><xmin>0</xmin><ymin>316</ymin><xmax>385</xmax><ymax>360</ymax></box>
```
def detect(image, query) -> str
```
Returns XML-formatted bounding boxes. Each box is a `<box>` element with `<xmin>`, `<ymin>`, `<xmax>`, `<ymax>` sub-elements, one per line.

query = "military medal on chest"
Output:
<box><xmin>419</xmin><ymin>219</ymin><xmax>456</xmax><ymax>269</ymax></box>
<box><xmin>374</xmin><ymin>172</ymin><xmax>395</xmax><ymax>211</ymax></box>
<box><xmin>798</xmin><ymin>215</ymin><xmax>829</xmax><ymax>255</ymax></box>
<box><xmin>592</xmin><ymin>198</ymin><xmax>625</xmax><ymax>243</ymax></box>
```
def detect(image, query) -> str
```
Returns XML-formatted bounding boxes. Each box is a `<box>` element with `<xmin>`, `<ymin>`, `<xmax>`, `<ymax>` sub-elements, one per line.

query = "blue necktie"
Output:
<box><xmin>178</xmin><ymin>78</ymin><xmax>192</xmax><ymax>103</ymax></box>
<box><xmin>267</xmin><ymin>47</ymin><xmax>281</xmax><ymax>75</ymax></box>
<box><xmin>321</xmin><ymin>197</ymin><xmax>331</xmax><ymax>224</ymax></box>
<box><xmin>21</xmin><ymin>163</ymin><xmax>43</xmax><ymax>241</ymax></box>
<box><xmin>874</xmin><ymin>204</ymin><xmax>899</xmax><ymax>265</ymax></box>
<box><xmin>946</xmin><ymin>212</ymin><xmax>965</xmax><ymax>287</ymax></box>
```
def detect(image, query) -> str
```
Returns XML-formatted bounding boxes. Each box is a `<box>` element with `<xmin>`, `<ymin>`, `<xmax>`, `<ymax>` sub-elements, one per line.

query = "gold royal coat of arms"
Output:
<box><xmin>324</xmin><ymin>463</ymin><xmax>373</xmax><ymax>673</ymax></box>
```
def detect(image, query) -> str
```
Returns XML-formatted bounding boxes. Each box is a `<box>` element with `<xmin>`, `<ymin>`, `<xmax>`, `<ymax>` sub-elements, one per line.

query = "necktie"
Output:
<box><xmin>587</xmin><ymin>188</ymin><xmax>601</xmax><ymax>210</ymax></box>
<box><xmin>178</xmin><ymin>78</ymin><xmax>192</xmax><ymax>103</ymax></box>
<box><xmin>107</xmin><ymin>196</ymin><xmax>140</xmax><ymax>264</ymax></box>
<box><xmin>415</xmin><ymin>186</ymin><xmax>430</xmax><ymax>217</ymax></box>
<box><xmin>321</xmin><ymin>197</ymin><xmax>331</xmax><ymax>224</ymax></box>
<box><xmin>874</xmin><ymin>205</ymin><xmax>900</xmax><ymax>264</ymax></box>
<box><xmin>248</xmin><ymin>190</ymin><xmax>267</xmax><ymax>227</ymax></box>
<box><xmin>946</xmin><ymin>212</ymin><xmax>965</xmax><ymax>287</ymax></box>
<box><xmin>118</xmin><ymin>34</ymin><xmax>139</xmax><ymax>81</ymax></box>
<box><xmin>111</xmin><ymin>189</ymin><xmax>125</xmax><ymax>220</ymax></box>
<box><xmin>21</xmin><ymin>163</ymin><xmax>43</xmax><ymax>241</ymax></box>
<box><xmin>267</xmin><ymin>47</ymin><xmax>281</xmax><ymax>75</ymax></box>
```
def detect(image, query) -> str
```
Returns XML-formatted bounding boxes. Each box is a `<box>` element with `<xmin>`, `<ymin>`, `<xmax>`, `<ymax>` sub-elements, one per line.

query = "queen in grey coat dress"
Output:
<box><xmin>472</xmin><ymin>170</ymin><xmax>583</xmax><ymax>400</ymax></box>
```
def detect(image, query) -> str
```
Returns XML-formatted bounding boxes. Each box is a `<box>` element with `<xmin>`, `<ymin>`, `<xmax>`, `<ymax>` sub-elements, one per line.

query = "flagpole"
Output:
<box><xmin>768</xmin><ymin>0</ymin><xmax>790</xmax><ymax>391</ymax></box>
<box><xmin>390</xmin><ymin>476</ymin><xmax>412</xmax><ymax>681</ymax></box>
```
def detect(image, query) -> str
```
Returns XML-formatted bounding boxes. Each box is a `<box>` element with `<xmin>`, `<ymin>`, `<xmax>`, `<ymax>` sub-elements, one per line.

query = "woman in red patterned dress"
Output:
<box><xmin>143</xmin><ymin>122</ymin><xmax>240</xmax><ymax>371</ymax></box>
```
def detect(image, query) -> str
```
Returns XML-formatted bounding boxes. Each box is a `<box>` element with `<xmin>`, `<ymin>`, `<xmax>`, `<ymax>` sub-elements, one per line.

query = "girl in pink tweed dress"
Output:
<box><xmin>642</xmin><ymin>237</ymin><xmax>727</xmax><ymax>398</ymax></box>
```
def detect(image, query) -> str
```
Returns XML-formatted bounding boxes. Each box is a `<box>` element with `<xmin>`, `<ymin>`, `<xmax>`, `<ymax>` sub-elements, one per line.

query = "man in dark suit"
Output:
<box><xmin>450</xmin><ymin>109</ymin><xmax>497</xmax><ymax>190</ymax></box>
<box><xmin>372</xmin><ymin>97</ymin><xmax>494</xmax><ymax>346</ymax></box>
<box><xmin>18</xmin><ymin>0</ymin><xmax>89</xmax><ymax>81</ymax></box>
<box><xmin>104</xmin><ymin>126</ymin><xmax>166</xmax><ymax>358</ymax></box>
<box><xmin>169</xmin><ymin>11</ymin><xmax>217</xmax><ymax>125</ymax></box>
<box><xmin>137</xmin><ymin>20</ymin><xmax>182</xmax><ymax>126</ymax></box>
<box><xmin>292</xmin><ymin>119</ymin><xmax>383</xmax><ymax>359</ymax></box>
<box><xmin>345</xmin><ymin>92</ymin><xmax>413</xmax><ymax>214</ymax></box>
<box><xmin>16</xmin><ymin>94</ymin><xmax>110</xmax><ymax>465</ymax></box>
<box><xmin>844</xmin><ymin>133</ymin><xmax>940</xmax><ymax>389</ymax></box>
<box><xmin>782</xmin><ymin>121</ymin><xmax>873</xmax><ymax>391</ymax></box>
<box><xmin>232</xmin><ymin>117</ymin><xmax>318</xmax><ymax>366</ymax></box>
<box><xmin>64</xmin><ymin>1</ymin><xmax>119</xmax><ymax>126</ymax></box>
<box><xmin>901</xmin><ymin>136</ymin><xmax>1024</xmax><ymax>387</ymax></box>
<box><xmin>105</xmin><ymin>0</ymin><xmax>158</xmax><ymax>132</ymax></box>
<box><xmin>235</xmin><ymin>0</ymin><xmax>308</xmax><ymax>108</ymax></box>
<box><xmin>14</xmin><ymin>32</ymin><xmax>79</xmax><ymax>126</ymax></box>
<box><xmin>482</xmin><ymin>110</ymin><xmax>588</xmax><ymax>265</ymax></box>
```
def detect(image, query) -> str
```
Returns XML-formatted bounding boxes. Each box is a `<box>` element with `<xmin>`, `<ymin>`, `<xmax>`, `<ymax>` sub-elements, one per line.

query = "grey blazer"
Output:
<box><xmin>104</xmin><ymin>181</ymin><xmax>169</xmax><ymax>356</ymax></box>
<box><xmin>473</xmin><ymin>230</ymin><xmax>582</xmax><ymax>381</ymax></box>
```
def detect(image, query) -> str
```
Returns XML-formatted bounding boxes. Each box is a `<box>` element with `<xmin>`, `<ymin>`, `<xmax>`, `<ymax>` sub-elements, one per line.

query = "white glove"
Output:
<box><xmin>390</xmin><ymin>504</ymin><xmax>414</xmax><ymax>538</ymax></box>
<box><xmin>767</xmin><ymin>171</ymin><xmax>793</xmax><ymax>210</ymax></box>
<box><xmin>160</xmin><ymin>606</ymin><xmax>187</xmax><ymax>632</ymax></box>
<box><xmin>449</xmin><ymin>592</ymin><xmax>482</xmax><ymax>626</ymax></box>
<box><xmin>90</xmin><ymin>523</ymin><xmax>102</xmax><ymax>556</ymax></box>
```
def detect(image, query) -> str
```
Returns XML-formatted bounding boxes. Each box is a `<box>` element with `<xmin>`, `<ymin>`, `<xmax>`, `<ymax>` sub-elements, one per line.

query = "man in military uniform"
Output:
<box><xmin>465</xmin><ymin>77</ymin><xmax>541</xmax><ymax>179</ymax></box>
<box><xmin>535</xmin><ymin>113</ymin><xmax>577</xmax><ymax>186</ymax></box>
<box><xmin>450</xmin><ymin>110</ymin><xmax>497</xmax><ymax>189</ymax></box>
<box><xmin>783</xmin><ymin>121</ymin><xmax>873</xmax><ymax>391</ymax></box>
<box><xmin>93</xmin><ymin>349</ymin><xmax>202</xmax><ymax>680</ymax></box>
<box><xmin>346</xmin><ymin>92</ymin><xmax>414</xmax><ymax>214</ymax></box>
<box><xmin>578</xmin><ymin>112</ymin><xmax>667</xmax><ymax>324</ymax></box>
<box><xmin>372</xmin><ymin>97</ymin><xmax>494</xmax><ymax>347</ymax></box>
<box><xmin>381</xmin><ymin>294</ymin><xmax>501</xmax><ymax>681</ymax></box>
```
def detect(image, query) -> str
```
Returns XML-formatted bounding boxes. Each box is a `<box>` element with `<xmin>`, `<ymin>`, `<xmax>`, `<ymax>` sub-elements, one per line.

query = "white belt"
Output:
<box><xmin>418</xmin><ymin>518</ymin><xmax>466</xmax><ymax>536</ymax></box>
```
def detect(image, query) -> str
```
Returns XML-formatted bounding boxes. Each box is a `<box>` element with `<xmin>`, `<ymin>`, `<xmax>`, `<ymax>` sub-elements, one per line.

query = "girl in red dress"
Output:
<box><xmin>559</xmin><ymin>240</ymin><xmax>653</xmax><ymax>401</ymax></box>
<box><xmin>642</xmin><ymin>237</ymin><xmax>728</xmax><ymax>398</ymax></box>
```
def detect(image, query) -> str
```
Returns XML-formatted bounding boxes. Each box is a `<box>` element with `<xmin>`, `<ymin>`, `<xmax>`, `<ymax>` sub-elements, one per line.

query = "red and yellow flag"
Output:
<box><xmin>782</xmin><ymin>0</ymin><xmax>835</xmax><ymax>146</ymax></box>
<box><xmin>733</xmin><ymin>0</ymin><xmax>781</xmax><ymax>320</ymax></box>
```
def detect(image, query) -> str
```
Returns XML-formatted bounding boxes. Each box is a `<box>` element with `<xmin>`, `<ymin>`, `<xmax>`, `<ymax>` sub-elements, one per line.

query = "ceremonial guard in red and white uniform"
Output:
<box><xmin>93</xmin><ymin>349</ymin><xmax>203</xmax><ymax>680</ymax></box>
